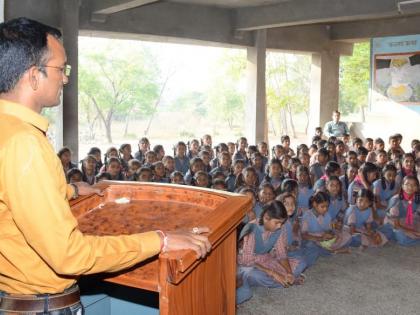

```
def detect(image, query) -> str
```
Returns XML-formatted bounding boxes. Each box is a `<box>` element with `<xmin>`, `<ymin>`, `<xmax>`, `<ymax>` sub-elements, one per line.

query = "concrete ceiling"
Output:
<box><xmin>166</xmin><ymin>0</ymin><xmax>291</xmax><ymax>9</ymax></box>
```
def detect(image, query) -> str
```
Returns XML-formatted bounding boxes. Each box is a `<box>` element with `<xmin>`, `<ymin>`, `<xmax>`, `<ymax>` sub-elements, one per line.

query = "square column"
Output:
<box><xmin>309</xmin><ymin>51</ymin><xmax>340</xmax><ymax>138</ymax></box>
<box><xmin>246</xmin><ymin>29</ymin><xmax>268</xmax><ymax>145</ymax></box>
<box><xmin>0</xmin><ymin>0</ymin><xmax>4</xmax><ymax>22</ymax></box>
<box><xmin>60</xmin><ymin>0</ymin><xmax>79</xmax><ymax>160</ymax></box>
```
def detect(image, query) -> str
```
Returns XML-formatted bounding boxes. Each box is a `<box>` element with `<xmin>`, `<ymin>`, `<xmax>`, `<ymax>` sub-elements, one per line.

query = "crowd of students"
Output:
<box><xmin>58</xmin><ymin>130</ymin><xmax>420</xmax><ymax>304</ymax></box>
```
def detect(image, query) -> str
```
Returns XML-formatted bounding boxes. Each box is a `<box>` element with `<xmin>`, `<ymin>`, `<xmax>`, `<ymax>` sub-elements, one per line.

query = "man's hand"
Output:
<box><xmin>164</xmin><ymin>227</ymin><xmax>212</xmax><ymax>259</ymax></box>
<box><xmin>73</xmin><ymin>181</ymin><xmax>103</xmax><ymax>196</ymax></box>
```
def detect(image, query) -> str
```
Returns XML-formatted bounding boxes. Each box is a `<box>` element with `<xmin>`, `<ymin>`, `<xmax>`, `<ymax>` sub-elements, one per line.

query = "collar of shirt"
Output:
<box><xmin>0</xmin><ymin>99</ymin><xmax>49</xmax><ymax>134</ymax></box>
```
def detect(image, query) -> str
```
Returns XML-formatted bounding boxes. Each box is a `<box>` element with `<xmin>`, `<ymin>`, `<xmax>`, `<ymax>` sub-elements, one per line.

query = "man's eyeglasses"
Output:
<box><xmin>40</xmin><ymin>64</ymin><xmax>72</xmax><ymax>77</ymax></box>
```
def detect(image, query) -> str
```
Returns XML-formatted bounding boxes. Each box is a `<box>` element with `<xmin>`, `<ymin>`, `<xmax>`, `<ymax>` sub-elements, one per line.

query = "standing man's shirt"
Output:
<box><xmin>323</xmin><ymin>121</ymin><xmax>349</xmax><ymax>137</ymax></box>
<box><xmin>0</xmin><ymin>100</ymin><xmax>161</xmax><ymax>294</ymax></box>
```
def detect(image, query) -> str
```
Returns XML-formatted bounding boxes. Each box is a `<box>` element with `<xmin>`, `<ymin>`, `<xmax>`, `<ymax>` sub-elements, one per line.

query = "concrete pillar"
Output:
<box><xmin>309</xmin><ymin>50</ymin><xmax>340</xmax><ymax>139</ymax></box>
<box><xmin>246</xmin><ymin>29</ymin><xmax>268</xmax><ymax>145</ymax></box>
<box><xmin>0</xmin><ymin>0</ymin><xmax>4</xmax><ymax>22</ymax></box>
<box><xmin>60</xmin><ymin>0</ymin><xmax>79</xmax><ymax>160</ymax></box>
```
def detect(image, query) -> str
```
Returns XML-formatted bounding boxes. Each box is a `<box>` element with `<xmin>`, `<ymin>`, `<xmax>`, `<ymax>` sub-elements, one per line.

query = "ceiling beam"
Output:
<box><xmin>331</xmin><ymin>15</ymin><xmax>420</xmax><ymax>41</ymax></box>
<box><xmin>267</xmin><ymin>25</ymin><xmax>353</xmax><ymax>55</ymax></box>
<box><xmin>234</xmin><ymin>0</ymin><xmax>403</xmax><ymax>31</ymax></box>
<box><xmin>80</xmin><ymin>2</ymin><xmax>254</xmax><ymax>47</ymax></box>
<box><xmin>91</xmin><ymin>0</ymin><xmax>159</xmax><ymax>15</ymax></box>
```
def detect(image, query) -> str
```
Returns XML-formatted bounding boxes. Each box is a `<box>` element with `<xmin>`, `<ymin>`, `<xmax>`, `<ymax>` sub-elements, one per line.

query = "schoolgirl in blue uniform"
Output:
<box><xmin>255</xmin><ymin>183</ymin><xmax>276</xmax><ymax>218</ymax></box>
<box><xmin>187</xmin><ymin>139</ymin><xmax>200</xmax><ymax>160</ymax></box>
<box><xmin>296</xmin><ymin>165</ymin><xmax>313</xmax><ymax>213</ymax></box>
<box><xmin>226</xmin><ymin>159</ymin><xmax>245</xmax><ymax>192</ymax></box>
<box><xmin>396</xmin><ymin>153</ymin><xmax>416</xmax><ymax>187</ymax></box>
<box><xmin>373</xmin><ymin>164</ymin><xmax>399</xmax><ymax>224</ymax></box>
<box><xmin>277</xmin><ymin>192</ymin><xmax>305</xmax><ymax>260</ymax></box>
<box><xmin>309</xmin><ymin>148</ymin><xmax>329</xmax><ymax>183</ymax></box>
<box><xmin>210</xmin><ymin>143</ymin><xmax>229</xmax><ymax>169</ymax></box>
<box><xmin>251</xmin><ymin>152</ymin><xmax>266</xmax><ymax>184</ymax></box>
<box><xmin>344</xmin><ymin>189</ymin><xmax>388</xmax><ymax>248</ymax></box>
<box><xmin>183</xmin><ymin>157</ymin><xmax>205</xmax><ymax>185</ymax></box>
<box><xmin>174</xmin><ymin>141</ymin><xmax>190</xmax><ymax>175</ymax></box>
<box><xmin>383</xmin><ymin>176</ymin><xmax>420</xmax><ymax>246</ymax></box>
<box><xmin>265</xmin><ymin>158</ymin><xmax>284</xmax><ymax>191</ymax></box>
<box><xmin>234</xmin><ymin>166</ymin><xmax>259</xmax><ymax>193</ymax></box>
<box><xmin>233</xmin><ymin>137</ymin><xmax>249</xmax><ymax>166</ymax></box>
<box><xmin>339</xmin><ymin>164</ymin><xmax>358</xmax><ymax>202</ymax></box>
<box><xmin>325</xmin><ymin>176</ymin><xmax>346</xmax><ymax>224</ymax></box>
<box><xmin>209</xmin><ymin>151</ymin><xmax>231</xmax><ymax>177</ymax></box>
<box><xmin>347</xmin><ymin>162</ymin><xmax>377</xmax><ymax>205</ymax></box>
<box><xmin>301</xmin><ymin>192</ymin><xmax>351</xmax><ymax>267</ymax></box>
<box><xmin>236</xmin><ymin>201</ymin><xmax>306</xmax><ymax>304</ymax></box>
<box><xmin>313</xmin><ymin>161</ymin><xmax>341</xmax><ymax>192</ymax></box>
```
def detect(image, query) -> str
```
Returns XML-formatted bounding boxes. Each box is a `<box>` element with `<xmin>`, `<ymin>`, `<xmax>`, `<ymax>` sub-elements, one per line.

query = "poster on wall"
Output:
<box><xmin>374</xmin><ymin>53</ymin><xmax>420</xmax><ymax>103</ymax></box>
<box><xmin>371</xmin><ymin>35</ymin><xmax>420</xmax><ymax>114</ymax></box>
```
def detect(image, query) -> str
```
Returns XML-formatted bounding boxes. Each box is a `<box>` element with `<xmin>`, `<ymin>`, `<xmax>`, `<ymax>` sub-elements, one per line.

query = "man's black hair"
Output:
<box><xmin>0</xmin><ymin>17</ymin><xmax>61</xmax><ymax>93</ymax></box>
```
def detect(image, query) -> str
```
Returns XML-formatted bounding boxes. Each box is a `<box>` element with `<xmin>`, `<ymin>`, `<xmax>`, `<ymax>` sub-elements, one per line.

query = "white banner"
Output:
<box><xmin>0</xmin><ymin>0</ymin><xmax>4</xmax><ymax>23</ymax></box>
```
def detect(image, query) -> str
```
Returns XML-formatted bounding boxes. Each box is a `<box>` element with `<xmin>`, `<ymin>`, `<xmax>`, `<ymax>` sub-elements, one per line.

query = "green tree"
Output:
<box><xmin>339</xmin><ymin>42</ymin><xmax>370</xmax><ymax>118</ymax></box>
<box><xmin>266</xmin><ymin>53</ymin><xmax>310</xmax><ymax>137</ymax></box>
<box><xmin>79</xmin><ymin>42</ymin><xmax>160</xmax><ymax>143</ymax></box>
<box><xmin>206</xmin><ymin>50</ymin><xmax>246</xmax><ymax>131</ymax></box>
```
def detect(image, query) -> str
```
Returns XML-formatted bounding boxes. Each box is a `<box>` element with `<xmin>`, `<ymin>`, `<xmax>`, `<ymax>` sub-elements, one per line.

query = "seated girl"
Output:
<box><xmin>296</xmin><ymin>165</ymin><xmax>313</xmax><ymax>213</ymax></box>
<box><xmin>226</xmin><ymin>159</ymin><xmax>245</xmax><ymax>192</ymax></box>
<box><xmin>264</xmin><ymin>158</ymin><xmax>284</xmax><ymax>191</ymax></box>
<box><xmin>277</xmin><ymin>192</ymin><xmax>304</xmax><ymax>258</ymax></box>
<box><xmin>373</xmin><ymin>164</ymin><xmax>399</xmax><ymax>225</ymax></box>
<box><xmin>344</xmin><ymin>189</ymin><xmax>388</xmax><ymax>248</ymax></box>
<box><xmin>347</xmin><ymin>162</ymin><xmax>377</xmax><ymax>205</ymax></box>
<box><xmin>383</xmin><ymin>176</ymin><xmax>420</xmax><ymax>246</ymax></box>
<box><xmin>313</xmin><ymin>161</ymin><xmax>341</xmax><ymax>192</ymax></box>
<box><xmin>325</xmin><ymin>176</ymin><xmax>347</xmax><ymax>225</ymax></box>
<box><xmin>254</xmin><ymin>183</ymin><xmax>276</xmax><ymax>218</ymax></box>
<box><xmin>301</xmin><ymin>191</ymin><xmax>352</xmax><ymax>267</ymax></box>
<box><xmin>236</xmin><ymin>201</ymin><xmax>306</xmax><ymax>304</ymax></box>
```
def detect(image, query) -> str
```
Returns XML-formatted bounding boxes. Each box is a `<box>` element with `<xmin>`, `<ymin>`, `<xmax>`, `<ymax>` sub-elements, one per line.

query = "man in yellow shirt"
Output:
<box><xmin>0</xmin><ymin>17</ymin><xmax>211</xmax><ymax>314</ymax></box>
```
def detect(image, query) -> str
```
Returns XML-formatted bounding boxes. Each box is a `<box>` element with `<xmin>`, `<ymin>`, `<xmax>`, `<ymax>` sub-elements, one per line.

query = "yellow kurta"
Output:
<box><xmin>0</xmin><ymin>100</ymin><xmax>161</xmax><ymax>294</ymax></box>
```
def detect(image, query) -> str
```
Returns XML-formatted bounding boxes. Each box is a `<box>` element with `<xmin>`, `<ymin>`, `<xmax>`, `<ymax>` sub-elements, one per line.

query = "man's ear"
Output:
<box><xmin>27</xmin><ymin>66</ymin><xmax>41</xmax><ymax>91</ymax></box>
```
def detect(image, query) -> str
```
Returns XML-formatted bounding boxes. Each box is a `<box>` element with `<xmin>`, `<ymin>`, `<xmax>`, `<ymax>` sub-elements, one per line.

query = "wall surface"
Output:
<box><xmin>355</xmin><ymin>34</ymin><xmax>420</xmax><ymax>150</ymax></box>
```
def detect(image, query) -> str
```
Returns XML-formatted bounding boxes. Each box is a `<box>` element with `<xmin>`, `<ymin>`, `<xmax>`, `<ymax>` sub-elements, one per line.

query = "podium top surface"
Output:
<box><xmin>71</xmin><ymin>181</ymin><xmax>251</xmax><ymax>291</ymax></box>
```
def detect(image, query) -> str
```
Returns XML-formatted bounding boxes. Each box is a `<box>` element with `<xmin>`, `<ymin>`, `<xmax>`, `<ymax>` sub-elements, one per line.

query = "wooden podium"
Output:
<box><xmin>70</xmin><ymin>181</ymin><xmax>251</xmax><ymax>315</ymax></box>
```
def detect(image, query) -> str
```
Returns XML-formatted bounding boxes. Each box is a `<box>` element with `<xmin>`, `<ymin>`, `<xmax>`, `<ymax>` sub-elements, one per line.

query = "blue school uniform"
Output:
<box><xmin>344</xmin><ymin>205</ymin><xmax>372</xmax><ymax>228</ymax></box>
<box><xmin>134</xmin><ymin>150</ymin><xmax>145</xmax><ymax>164</ymax></box>
<box><xmin>210</xmin><ymin>157</ymin><xmax>219</xmax><ymax>170</ymax></box>
<box><xmin>254</xmin><ymin>202</ymin><xmax>264</xmax><ymax>219</ymax></box>
<box><xmin>174</xmin><ymin>156</ymin><xmax>190</xmax><ymax>175</ymax></box>
<box><xmin>373</xmin><ymin>179</ymin><xmax>400</xmax><ymax>218</ymax></box>
<box><xmin>347</xmin><ymin>180</ymin><xmax>367</xmax><ymax>205</ymax></box>
<box><xmin>301</xmin><ymin>209</ymin><xmax>333</xmax><ymax>267</ymax></box>
<box><xmin>313</xmin><ymin>178</ymin><xmax>326</xmax><ymax>192</ymax></box>
<box><xmin>297</xmin><ymin>185</ymin><xmax>314</xmax><ymax>211</ymax></box>
<box><xmin>184</xmin><ymin>170</ymin><xmax>194</xmax><ymax>185</ymax></box>
<box><xmin>233</xmin><ymin>151</ymin><xmax>249</xmax><ymax>166</ymax></box>
<box><xmin>210</xmin><ymin>166</ymin><xmax>230</xmax><ymax>177</ymax></box>
<box><xmin>237</xmin><ymin>223</ymin><xmax>306</xmax><ymax>304</ymax></box>
<box><xmin>345</xmin><ymin>205</ymin><xmax>389</xmax><ymax>247</ymax></box>
<box><xmin>225</xmin><ymin>174</ymin><xmax>236</xmax><ymax>192</ymax></box>
<box><xmin>310</xmin><ymin>163</ymin><xmax>325</xmax><ymax>182</ymax></box>
<box><xmin>383</xmin><ymin>196</ymin><xmax>420</xmax><ymax>246</ymax></box>
<box><xmin>261</xmin><ymin>156</ymin><xmax>268</xmax><ymax>172</ymax></box>
<box><xmin>154</xmin><ymin>177</ymin><xmax>170</xmax><ymax>183</ymax></box>
<box><xmin>339</xmin><ymin>174</ymin><xmax>350</xmax><ymax>201</ymax></box>
<box><xmin>256</xmin><ymin>169</ymin><xmax>265</xmax><ymax>184</ymax></box>
<box><xmin>265</xmin><ymin>175</ymin><xmax>283</xmax><ymax>191</ymax></box>
<box><xmin>328</xmin><ymin>196</ymin><xmax>346</xmax><ymax>222</ymax></box>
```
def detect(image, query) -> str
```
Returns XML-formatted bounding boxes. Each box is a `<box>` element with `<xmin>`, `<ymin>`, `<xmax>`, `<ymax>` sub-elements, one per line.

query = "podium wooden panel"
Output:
<box><xmin>70</xmin><ymin>181</ymin><xmax>251</xmax><ymax>315</ymax></box>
